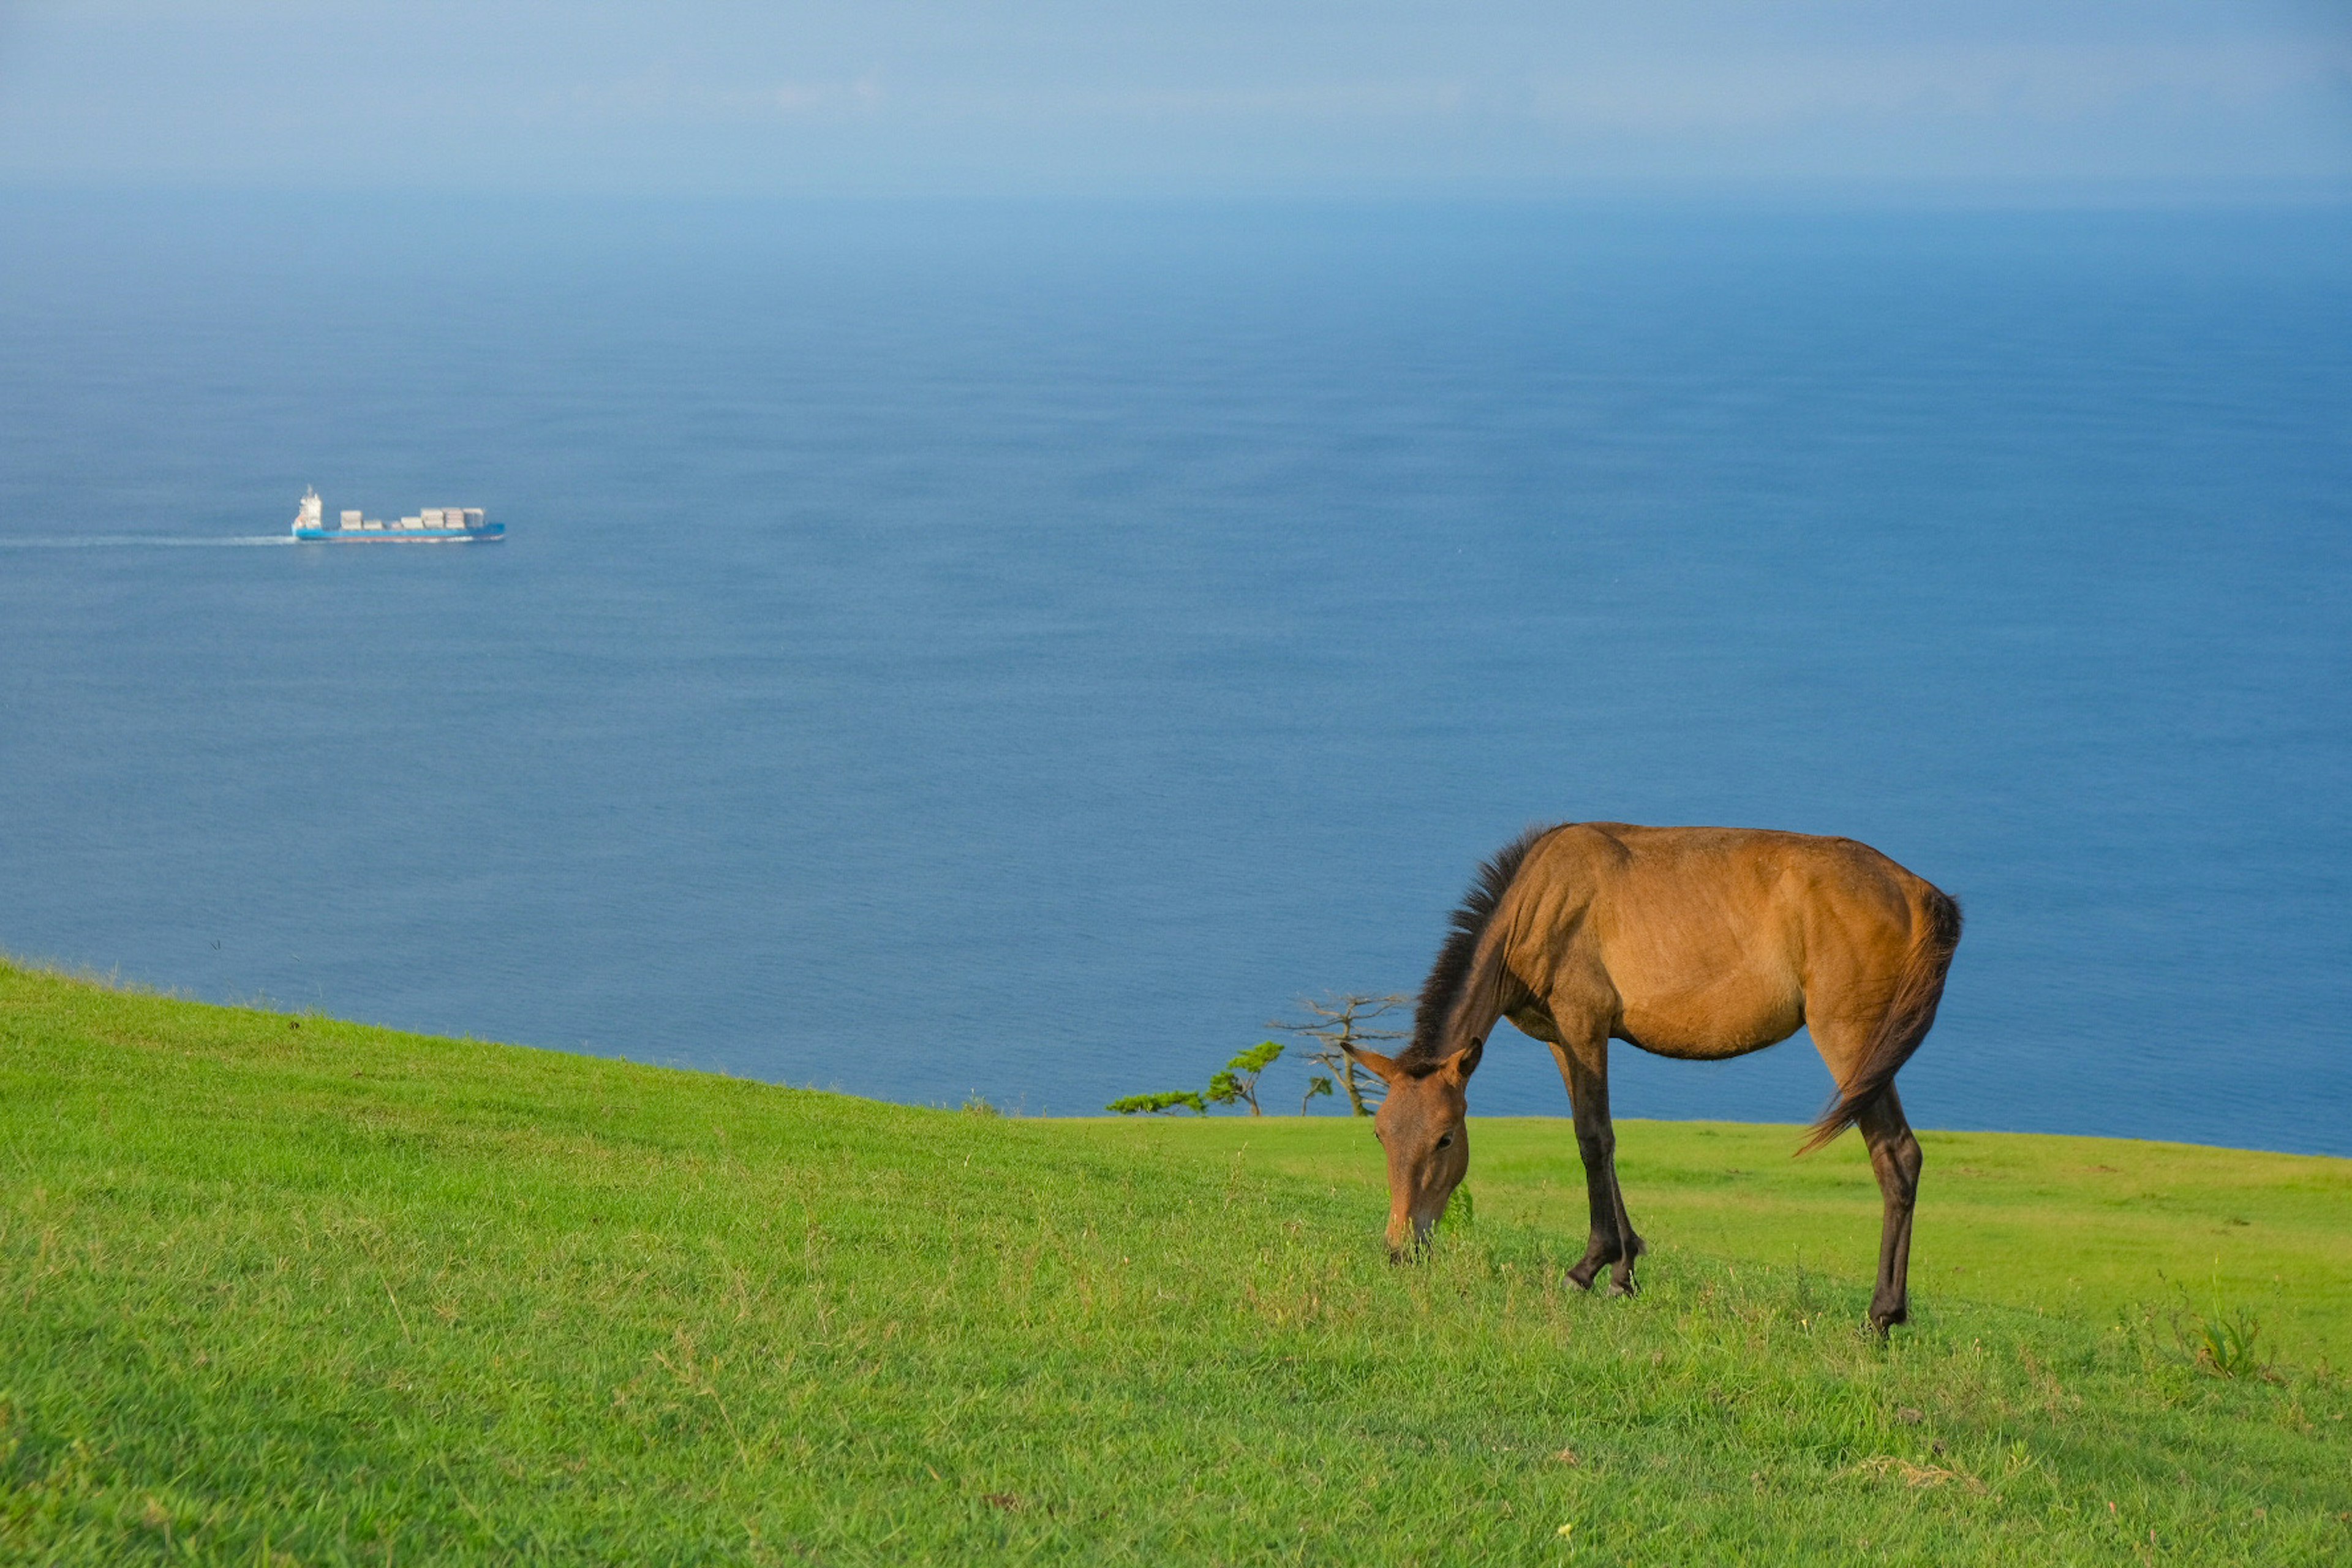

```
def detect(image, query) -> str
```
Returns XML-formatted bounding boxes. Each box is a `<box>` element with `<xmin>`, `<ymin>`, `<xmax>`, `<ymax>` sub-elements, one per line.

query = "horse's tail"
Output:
<box><xmin>1799</xmin><ymin>884</ymin><xmax>1962</xmax><ymax>1155</ymax></box>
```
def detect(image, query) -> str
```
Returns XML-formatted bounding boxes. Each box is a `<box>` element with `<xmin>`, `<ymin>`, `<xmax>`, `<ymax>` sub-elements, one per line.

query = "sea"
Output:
<box><xmin>2</xmin><ymin>192</ymin><xmax>2346</xmax><ymax>1155</ymax></box>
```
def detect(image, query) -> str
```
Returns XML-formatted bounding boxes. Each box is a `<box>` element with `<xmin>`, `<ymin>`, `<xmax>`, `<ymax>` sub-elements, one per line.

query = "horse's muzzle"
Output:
<box><xmin>1385</xmin><ymin>1214</ymin><xmax>1436</xmax><ymax>1262</ymax></box>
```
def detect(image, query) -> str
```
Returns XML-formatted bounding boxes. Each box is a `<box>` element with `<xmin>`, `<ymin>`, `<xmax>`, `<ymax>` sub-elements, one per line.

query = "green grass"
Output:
<box><xmin>3</xmin><ymin>960</ymin><xmax>2348</xmax><ymax>1564</ymax></box>
<box><xmin>1104</xmin><ymin>1116</ymin><xmax>2352</xmax><ymax>1368</ymax></box>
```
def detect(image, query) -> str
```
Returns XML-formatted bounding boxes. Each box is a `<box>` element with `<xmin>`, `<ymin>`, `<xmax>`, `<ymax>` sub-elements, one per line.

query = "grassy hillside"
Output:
<box><xmin>1095</xmin><ymin>1117</ymin><xmax>2352</xmax><ymax>1368</ymax></box>
<box><xmin>2</xmin><ymin>960</ymin><xmax>2346</xmax><ymax>1564</ymax></box>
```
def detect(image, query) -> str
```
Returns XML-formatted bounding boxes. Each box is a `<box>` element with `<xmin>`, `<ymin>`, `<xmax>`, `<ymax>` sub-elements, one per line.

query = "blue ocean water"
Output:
<box><xmin>2</xmin><ymin>193</ymin><xmax>2346</xmax><ymax>1154</ymax></box>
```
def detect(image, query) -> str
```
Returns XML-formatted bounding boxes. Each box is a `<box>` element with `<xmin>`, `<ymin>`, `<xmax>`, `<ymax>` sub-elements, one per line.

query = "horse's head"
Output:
<box><xmin>1346</xmin><ymin>1038</ymin><xmax>1482</xmax><ymax>1257</ymax></box>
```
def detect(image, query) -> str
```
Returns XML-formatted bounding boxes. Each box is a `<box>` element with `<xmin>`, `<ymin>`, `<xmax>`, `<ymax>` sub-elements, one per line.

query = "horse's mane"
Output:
<box><xmin>1403</xmin><ymin>823</ymin><xmax>1557</xmax><ymax>1070</ymax></box>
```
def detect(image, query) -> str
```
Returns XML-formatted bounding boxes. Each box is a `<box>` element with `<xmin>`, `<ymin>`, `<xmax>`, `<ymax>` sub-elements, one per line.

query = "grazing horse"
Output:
<box><xmin>1345</xmin><ymin>823</ymin><xmax>1961</xmax><ymax>1333</ymax></box>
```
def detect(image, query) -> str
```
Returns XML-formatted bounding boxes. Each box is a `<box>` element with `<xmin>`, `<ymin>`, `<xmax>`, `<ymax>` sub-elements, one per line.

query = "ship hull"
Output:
<box><xmin>293</xmin><ymin>524</ymin><xmax>505</xmax><ymax>544</ymax></box>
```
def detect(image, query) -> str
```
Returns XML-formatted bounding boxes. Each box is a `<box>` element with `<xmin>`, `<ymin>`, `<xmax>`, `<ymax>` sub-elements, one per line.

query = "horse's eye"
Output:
<box><xmin>1436</xmin><ymin>1134</ymin><xmax>1453</xmax><ymax>1148</ymax></box>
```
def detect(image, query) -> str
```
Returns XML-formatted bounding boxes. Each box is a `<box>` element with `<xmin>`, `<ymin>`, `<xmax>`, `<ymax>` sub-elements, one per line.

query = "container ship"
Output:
<box><xmin>290</xmin><ymin>488</ymin><xmax>503</xmax><ymax>543</ymax></box>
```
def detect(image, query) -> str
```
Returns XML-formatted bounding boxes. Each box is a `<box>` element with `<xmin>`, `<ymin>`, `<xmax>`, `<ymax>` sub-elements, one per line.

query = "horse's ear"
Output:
<box><xmin>1442</xmin><ymin>1037</ymin><xmax>1484</xmax><ymax>1083</ymax></box>
<box><xmin>1341</xmin><ymin>1044</ymin><xmax>1405</xmax><ymax>1086</ymax></box>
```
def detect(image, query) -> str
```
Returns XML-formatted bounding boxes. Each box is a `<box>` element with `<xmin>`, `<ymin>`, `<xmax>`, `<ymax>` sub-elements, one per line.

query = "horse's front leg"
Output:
<box><xmin>1545</xmin><ymin>1031</ymin><xmax>1645</xmax><ymax>1295</ymax></box>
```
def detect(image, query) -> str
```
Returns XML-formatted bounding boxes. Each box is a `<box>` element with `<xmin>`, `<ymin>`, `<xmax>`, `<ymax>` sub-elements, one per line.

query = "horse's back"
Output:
<box><xmin>1556</xmin><ymin>821</ymin><xmax>1924</xmax><ymax>919</ymax></box>
<box><xmin>1515</xmin><ymin>824</ymin><xmax>1934</xmax><ymax>1057</ymax></box>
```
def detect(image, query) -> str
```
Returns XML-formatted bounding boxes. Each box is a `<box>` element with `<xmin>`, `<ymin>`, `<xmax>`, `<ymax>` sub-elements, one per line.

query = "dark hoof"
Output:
<box><xmin>1866</xmin><ymin>1305</ymin><xmax>1908</xmax><ymax>1336</ymax></box>
<box><xmin>1566</xmin><ymin>1247</ymin><xmax>1619</xmax><ymax>1293</ymax></box>
<box><xmin>1607</xmin><ymin>1276</ymin><xmax>1637</xmax><ymax>1299</ymax></box>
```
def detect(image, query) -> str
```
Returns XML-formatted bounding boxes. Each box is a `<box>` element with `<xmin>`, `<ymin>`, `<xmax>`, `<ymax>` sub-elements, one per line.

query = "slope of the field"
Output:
<box><xmin>2</xmin><ymin>960</ymin><xmax>2346</xmax><ymax>1564</ymax></box>
<box><xmin>1093</xmin><ymin>1117</ymin><xmax>2352</xmax><ymax>1368</ymax></box>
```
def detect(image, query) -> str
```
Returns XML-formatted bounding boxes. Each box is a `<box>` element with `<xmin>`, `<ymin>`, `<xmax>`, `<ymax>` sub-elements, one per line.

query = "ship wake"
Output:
<box><xmin>0</xmin><ymin>535</ymin><xmax>299</xmax><ymax>548</ymax></box>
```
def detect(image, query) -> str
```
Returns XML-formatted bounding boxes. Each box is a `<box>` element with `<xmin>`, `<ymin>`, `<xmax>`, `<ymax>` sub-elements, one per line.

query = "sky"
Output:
<box><xmin>0</xmin><ymin>1</ymin><xmax>2347</xmax><ymax>198</ymax></box>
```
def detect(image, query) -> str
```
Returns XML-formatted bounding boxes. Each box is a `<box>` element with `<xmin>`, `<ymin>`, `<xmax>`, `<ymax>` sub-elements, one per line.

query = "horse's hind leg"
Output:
<box><xmin>1545</xmin><ymin>1030</ymin><xmax>1645</xmax><ymax>1296</ymax></box>
<box><xmin>1855</xmin><ymin>1087</ymin><xmax>1924</xmax><ymax>1333</ymax></box>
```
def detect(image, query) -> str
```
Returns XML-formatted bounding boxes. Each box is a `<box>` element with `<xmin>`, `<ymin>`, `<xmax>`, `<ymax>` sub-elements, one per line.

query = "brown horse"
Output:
<box><xmin>1344</xmin><ymin>823</ymin><xmax>1961</xmax><ymax>1333</ymax></box>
